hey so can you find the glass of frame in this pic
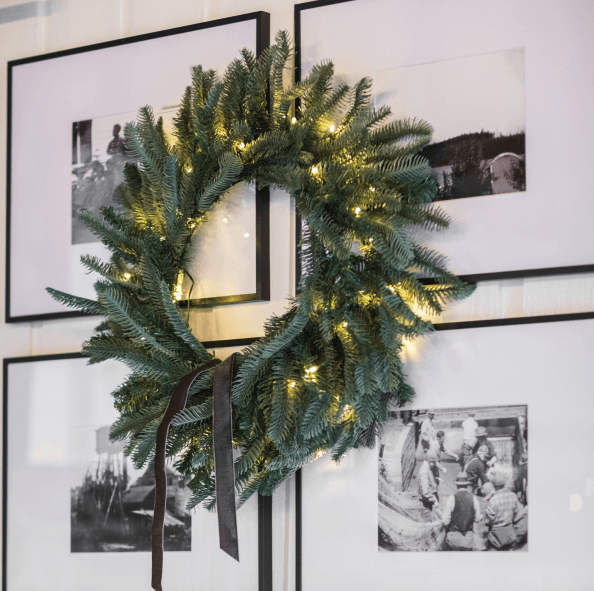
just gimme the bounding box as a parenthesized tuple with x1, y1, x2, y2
(6, 12, 270, 322)
(295, 0, 594, 281)
(2, 346, 270, 590)
(296, 317, 594, 590)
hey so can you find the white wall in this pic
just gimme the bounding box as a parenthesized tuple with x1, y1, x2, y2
(1, 1, 592, 589)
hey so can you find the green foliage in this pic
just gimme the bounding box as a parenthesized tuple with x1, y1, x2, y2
(48, 31, 474, 509)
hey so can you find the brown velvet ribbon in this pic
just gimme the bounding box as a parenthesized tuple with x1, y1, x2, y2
(212, 354, 240, 561)
(151, 354, 239, 591)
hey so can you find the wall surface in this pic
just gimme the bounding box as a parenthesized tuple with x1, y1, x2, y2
(1, 0, 593, 589)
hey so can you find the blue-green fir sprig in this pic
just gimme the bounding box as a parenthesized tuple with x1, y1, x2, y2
(48, 31, 474, 509)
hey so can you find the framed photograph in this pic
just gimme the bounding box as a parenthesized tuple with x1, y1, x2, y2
(6, 12, 271, 323)
(296, 315, 594, 590)
(295, 0, 594, 281)
(2, 344, 271, 591)
(378, 403, 528, 553)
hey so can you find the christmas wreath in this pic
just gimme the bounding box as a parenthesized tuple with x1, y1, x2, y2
(49, 30, 472, 575)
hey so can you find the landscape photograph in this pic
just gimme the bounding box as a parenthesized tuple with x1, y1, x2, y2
(377, 48, 526, 200)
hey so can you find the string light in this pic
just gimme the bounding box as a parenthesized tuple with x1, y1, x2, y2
(223, 218, 228, 224)
(289, 381, 296, 388)
(174, 283, 182, 301)
(123, 273, 131, 280)
(342, 322, 348, 328)
(329, 124, 335, 132)
(291, 117, 297, 124)
(312, 166, 319, 174)
(369, 237, 374, 242)
(355, 207, 361, 215)
(160, 236, 165, 241)
(186, 166, 193, 173)
(370, 187, 376, 192)
(244, 232, 250, 238)
(305, 366, 318, 374)
(239, 142, 245, 149)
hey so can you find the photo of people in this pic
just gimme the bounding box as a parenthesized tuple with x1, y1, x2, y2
(378, 404, 528, 552)
(71, 107, 176, 244)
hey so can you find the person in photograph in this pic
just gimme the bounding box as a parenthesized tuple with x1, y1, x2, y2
(518, 414, 528, 450)
(107, 123, 126, 155)
(472, 426, 498, 467)
(418, 451, 440, 512)
(435, 430, 459, 463)
(461, 412, 479, 468)
(484, 471, 525, 550)
(465, 445, 491, 496)
(420, 411, 437, 454)
(441, 472, 482, 551)
(517, 451, 528, 505)
(427, 430, 459, 482)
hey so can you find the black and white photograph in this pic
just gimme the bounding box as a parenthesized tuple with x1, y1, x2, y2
(7, 13, 266, 321)
(70, 425, 191, 553)
(378, 404, 528, 552)
(378, 48, 526, 201)
(4, 354, 261, 590)
(71, 114, 134, 244)
(71, 109, 175, 244)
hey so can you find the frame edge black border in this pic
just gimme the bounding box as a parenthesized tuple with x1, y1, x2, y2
(2, 338, 271, 591)
(295, 310, 594, 591)
(292, 0, 594, 293)
(5, 11, 271, 324)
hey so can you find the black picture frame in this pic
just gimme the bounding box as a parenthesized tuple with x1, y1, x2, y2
(6, 12, 271, 323)
(2, 339, 273, 591)
(181, 186, 271, 308)
(295, 310, 594, 590)
(293, 0, 594, 287)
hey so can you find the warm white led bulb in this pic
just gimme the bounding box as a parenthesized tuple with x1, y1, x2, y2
(291, 117, 297, 124)
(355, 207, 361, 215)
(244, 233, 250, 238)
(342, 322, 348, 328)
(329, 124, 335, 132)
(239, 142, 245, 149)
(312, 166, 319, 174)
(123, 273, 131, 280)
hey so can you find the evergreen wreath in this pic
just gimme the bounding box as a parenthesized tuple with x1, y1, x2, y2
(49, 32, 474, 509)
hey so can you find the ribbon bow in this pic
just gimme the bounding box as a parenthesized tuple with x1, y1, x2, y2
(151, 354, 239, 591)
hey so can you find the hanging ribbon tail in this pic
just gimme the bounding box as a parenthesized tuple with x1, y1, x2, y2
(213, 353, 240, 561)
(152, 358, 222, 591)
